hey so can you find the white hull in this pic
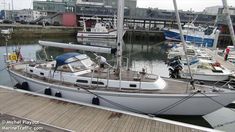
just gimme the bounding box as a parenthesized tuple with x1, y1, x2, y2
(76, 37, 117, 47)
(9, 70, 235, 115)
(181, 73, 230, 82)
(77, 30, 117, 39)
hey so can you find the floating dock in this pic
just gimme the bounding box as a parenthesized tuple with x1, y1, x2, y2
(206, 49, 235, 72)
(0, 85, 218, 132)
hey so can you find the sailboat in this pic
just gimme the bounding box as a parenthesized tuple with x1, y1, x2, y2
(4, 0, 235, 115)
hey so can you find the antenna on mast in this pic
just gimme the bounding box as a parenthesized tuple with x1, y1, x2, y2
(173, 0, 195, 89)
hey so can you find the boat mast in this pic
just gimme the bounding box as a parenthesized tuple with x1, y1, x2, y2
(1, 29, 11, 64)
(117, 0, 124, 88)
(222, 0, 235, 46)
(173, 0, 195, 89)
(113, 14, 117, 29)
(83, 19, 87, 32)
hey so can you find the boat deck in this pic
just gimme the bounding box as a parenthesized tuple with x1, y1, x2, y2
(0, 86, 216, 132)
(11, 66, 214, 94)
(83, 68, 159, 82)
(24, 61, 159, 82)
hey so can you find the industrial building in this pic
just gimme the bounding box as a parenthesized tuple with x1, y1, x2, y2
(204, 6, 235, 15)
(0, 9, 47, 23)
(0, 0, 234, 29)
(30, 0, 210, 27)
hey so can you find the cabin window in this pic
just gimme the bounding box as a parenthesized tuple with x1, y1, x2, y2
(40, 72, 44, 76)
(130, 84, 137, 87)
(92, 81, 104, 85)
(29, 64, 35, 67)
(212, 70, 223, 73)
(76, 79, 88, 83)
(30, 69, 33, 73)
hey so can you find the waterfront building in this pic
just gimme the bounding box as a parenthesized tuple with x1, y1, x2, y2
(32, 10, 48, 21)
(76, 0, 136, 9)
(204, 6, 235, 15)
(32, 0, 234, 29)
(216, 7, 235, 25)
(15, 9, 47, 22)
(33, 0, 80, 13)
(0, 10, 14, 21)
(215, 7, 235, 42)
(0, 9, 47, 22)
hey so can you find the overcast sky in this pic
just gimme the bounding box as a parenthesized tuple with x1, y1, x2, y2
(137, 0, 235, 11)
(0, 0, 234, 12)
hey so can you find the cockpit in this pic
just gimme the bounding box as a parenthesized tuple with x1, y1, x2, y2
(54, 53, 96, 73)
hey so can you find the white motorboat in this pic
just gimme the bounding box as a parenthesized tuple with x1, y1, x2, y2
(77, 22, 118, 39)
(167, 46, 232, 82)
(180, 59, 232, 81)
(77, 16, 126, 39)
(77, 15, 127, 39)
(167, 44, 213, 61)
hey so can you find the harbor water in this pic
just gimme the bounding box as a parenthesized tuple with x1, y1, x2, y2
(0, 36, 234, 131)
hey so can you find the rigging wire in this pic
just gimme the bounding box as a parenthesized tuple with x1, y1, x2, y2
(76, 85, 199, 116)
(0, 67, 7, 72)
(199, 92, 235, 113)
(76, 85, 149, 115)
(155, 92, 198, 115)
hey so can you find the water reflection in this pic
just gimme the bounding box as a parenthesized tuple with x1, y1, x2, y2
(77, 38, 117, 47)
(0, 36, 77, 46)
(35, 38, 169, 77)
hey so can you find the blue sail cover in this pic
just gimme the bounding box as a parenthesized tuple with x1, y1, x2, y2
(54, 52, 80, 71)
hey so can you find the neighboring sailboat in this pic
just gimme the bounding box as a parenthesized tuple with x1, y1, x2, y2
(4, 0, 235, 116)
